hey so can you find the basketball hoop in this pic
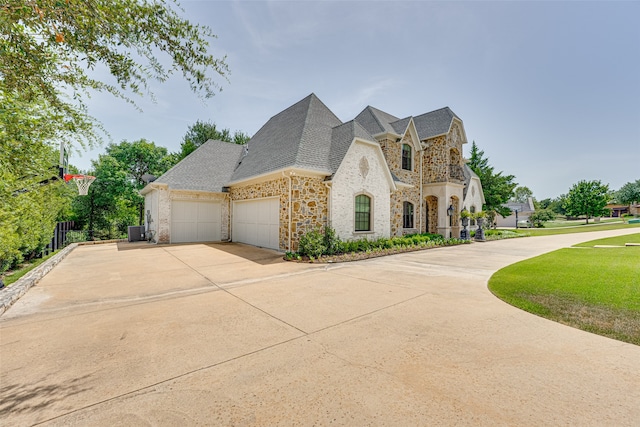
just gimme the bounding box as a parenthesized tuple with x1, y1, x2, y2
(64, 174, 96, 195)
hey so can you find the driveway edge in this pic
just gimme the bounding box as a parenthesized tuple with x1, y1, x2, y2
(0, 244, 79, 316)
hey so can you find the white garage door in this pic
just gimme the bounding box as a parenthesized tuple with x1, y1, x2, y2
(171, 200, 221, 243)
(232, 198, 280, 250)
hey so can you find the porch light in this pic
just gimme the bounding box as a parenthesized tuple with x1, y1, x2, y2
(447, 205, 454, 216)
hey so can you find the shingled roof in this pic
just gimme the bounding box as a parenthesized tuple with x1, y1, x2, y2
(230, 94, 343, 183)
(354, 106, 461, 141)
(152, 139, 244, 192)
(411, 107, 461, 140)
(328, 120, 377, 173)
(353, 106, 400, 136)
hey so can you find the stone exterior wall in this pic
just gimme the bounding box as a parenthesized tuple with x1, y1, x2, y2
(290, 176, 328, 251)
(229, 175, 327, 251)
(380, 133, 422, 236)
(423, 136, 448, 183)
(331, 141, 391, 241)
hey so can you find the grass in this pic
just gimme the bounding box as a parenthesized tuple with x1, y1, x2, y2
(2, 251, 60, 287)
(507, 222, 640, 236)
(540, 218, 621, 228)
(488, 233, 640, 345)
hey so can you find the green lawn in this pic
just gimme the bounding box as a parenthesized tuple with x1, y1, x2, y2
(508, 222, 640, 236)
(488, 233, 640, 345)
(541, 218, 622, 228)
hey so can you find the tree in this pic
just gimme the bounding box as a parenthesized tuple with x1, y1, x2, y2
(528, 209, 556, 228)
(467, 141, 518, 222)
(178, 120, 250, 160)
(1, 1, 228, 150)
(563, 180, 610, 224)
(616, 179, 640, 205)
(72, 140, 175, 234)
(512, 186, 533, 203)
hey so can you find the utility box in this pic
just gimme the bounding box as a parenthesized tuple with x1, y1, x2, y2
(128, 225, 145, 242)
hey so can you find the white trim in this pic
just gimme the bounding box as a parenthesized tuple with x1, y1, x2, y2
(226, 166, 330, 187)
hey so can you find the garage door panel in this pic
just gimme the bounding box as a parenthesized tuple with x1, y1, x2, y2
(171, 200, 221, 243)
(233, 198, 279, 250)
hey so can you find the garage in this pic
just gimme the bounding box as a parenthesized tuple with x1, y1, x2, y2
(171, 200, 221, 243)
(232, 197, 280, 250)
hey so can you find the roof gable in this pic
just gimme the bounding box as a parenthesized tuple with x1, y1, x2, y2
(354, 106, 400, 136)
(152, 139, 244, 192)
(328, 120, 377, 173)
(412, 107, 460, 140)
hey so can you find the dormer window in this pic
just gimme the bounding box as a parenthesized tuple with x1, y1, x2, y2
(402, 144, 412, 171)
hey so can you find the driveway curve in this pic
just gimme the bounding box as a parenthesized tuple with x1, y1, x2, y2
(1, 229, 639, 426)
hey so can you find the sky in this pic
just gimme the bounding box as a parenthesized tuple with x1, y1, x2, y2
(74, 0, 640, 200)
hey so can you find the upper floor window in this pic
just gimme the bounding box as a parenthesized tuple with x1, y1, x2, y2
(403, 201, 414, 228)
(355, 194, 371, 232)
(402, 144, 412, 171)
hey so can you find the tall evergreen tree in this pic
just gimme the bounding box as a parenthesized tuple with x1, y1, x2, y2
(467, 141, 518, 221)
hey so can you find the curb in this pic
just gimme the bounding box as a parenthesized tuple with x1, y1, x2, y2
(0, 239, 125, 316)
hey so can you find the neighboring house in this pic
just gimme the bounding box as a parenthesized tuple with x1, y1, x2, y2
(495, 197, 536, 228)
(605, 203, 629, 218)
(461, 164, 485, 227)
(141, 93, 482, 250)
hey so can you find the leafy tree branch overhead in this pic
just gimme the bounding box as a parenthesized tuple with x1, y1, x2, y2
(0, 0, 229, 150)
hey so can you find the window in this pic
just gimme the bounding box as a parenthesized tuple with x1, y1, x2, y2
(402, 144, 412, 171)
(470, 205, 476, 226)
(403, 202, 414, 228)
(355, 194, 371, 232)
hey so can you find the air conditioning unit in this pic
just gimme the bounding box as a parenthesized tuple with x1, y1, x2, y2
(127, 225, 146, 242)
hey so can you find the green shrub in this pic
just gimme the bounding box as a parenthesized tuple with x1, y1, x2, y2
(323, 225, 343, 255)
(298, 227, 326, 258)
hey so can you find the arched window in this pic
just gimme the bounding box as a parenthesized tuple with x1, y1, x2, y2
(403, 201, 414, 228)
(355, 194, 371, 232)
(402, 144, 412, 171)
(470, 205, 476, 226)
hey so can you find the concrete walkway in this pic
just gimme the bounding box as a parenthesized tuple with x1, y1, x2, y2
(1, 230, 639, 426)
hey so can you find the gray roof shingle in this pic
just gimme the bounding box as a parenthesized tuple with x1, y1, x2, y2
(411, 107, 460, 140)
(354, 106, 461, 142)
(153, 139, 244, 192)
(353, 106, 400, 136)
(230, 94, 342, 183)
(328, 120, 377, 173)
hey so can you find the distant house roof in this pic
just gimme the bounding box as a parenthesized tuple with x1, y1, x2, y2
(151, 139, 244, 192)
(230, 93, 343, 183)
(503, 198, 535, 213)
(354, 106, 461, 141)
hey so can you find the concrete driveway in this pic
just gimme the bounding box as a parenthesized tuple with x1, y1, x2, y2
(1, 230, 639, 426)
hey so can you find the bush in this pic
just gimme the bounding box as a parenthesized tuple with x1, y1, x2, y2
(528, 209, 556, 228)
(297, 227, 326, 258)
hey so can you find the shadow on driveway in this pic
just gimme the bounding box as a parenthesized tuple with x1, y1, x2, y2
(116, 241, 286, 266)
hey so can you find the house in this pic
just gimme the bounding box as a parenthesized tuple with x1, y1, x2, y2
(141, 94, 482, 250)
(461, 164, 485, 227)
(605, 203, 629, 218)
(495, 197, 536, 228)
